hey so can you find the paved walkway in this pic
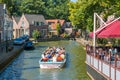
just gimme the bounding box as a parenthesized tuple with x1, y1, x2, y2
(76, 38, 92, 46)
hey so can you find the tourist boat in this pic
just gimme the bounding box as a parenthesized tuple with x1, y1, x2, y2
(39, 47, 66, 69)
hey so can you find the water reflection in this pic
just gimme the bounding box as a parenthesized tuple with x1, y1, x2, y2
(39, 69, 60, 80)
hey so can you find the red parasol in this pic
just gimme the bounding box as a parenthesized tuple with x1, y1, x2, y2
(97, 20, 120, 38)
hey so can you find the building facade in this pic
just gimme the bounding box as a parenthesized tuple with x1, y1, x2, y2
(46, 19, 65, 36)
(13, 14, 48, 38)
(0, 4, 13, 53)
(0, 4, 13, 42)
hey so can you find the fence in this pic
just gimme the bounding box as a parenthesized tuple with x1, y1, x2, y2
(86, 50, 120, 80)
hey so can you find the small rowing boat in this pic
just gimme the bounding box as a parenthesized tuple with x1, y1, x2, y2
(39, 46, 66, 69)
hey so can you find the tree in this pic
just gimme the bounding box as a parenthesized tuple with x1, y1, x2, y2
(68, 0, 120, 32)
(20, 0, 45, 14)
(56, 23, 61, 36)
(1, 0, 22, 16)
(43, 0, 70, 21)
(32, 29, 40, 42)
(1, 0, 70, 21)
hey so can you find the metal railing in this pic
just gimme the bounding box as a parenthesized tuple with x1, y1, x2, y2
(86, 45, 120, 80)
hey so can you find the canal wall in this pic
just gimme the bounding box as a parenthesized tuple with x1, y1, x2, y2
(0, 46, 24, 73)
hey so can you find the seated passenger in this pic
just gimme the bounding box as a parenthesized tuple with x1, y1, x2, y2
(42, 57, 49, 61)
(60, 54, 65, 59)
(56, 47, 60, 52)
(46, 53, 52, 58)
(53, 55, 57, 62)
(57, 56, 63, 61)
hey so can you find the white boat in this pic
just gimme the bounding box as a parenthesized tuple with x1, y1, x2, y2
(39, 59, 66, 69)
(39, 47, 66, 69)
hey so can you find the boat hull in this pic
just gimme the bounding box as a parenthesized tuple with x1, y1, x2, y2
(39, 59, 66, 69)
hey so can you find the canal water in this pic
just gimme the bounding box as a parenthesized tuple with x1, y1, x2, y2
(0, 40, 91, 80)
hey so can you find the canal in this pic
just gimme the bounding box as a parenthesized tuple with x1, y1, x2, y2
(0, 40, 91, 80)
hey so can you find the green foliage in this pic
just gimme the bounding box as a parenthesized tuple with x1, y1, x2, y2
(43, 0, 70, 20)
(68, 0, 120, 32)
(20, 0, 45, 14)
(97, 38, 108, 46)
(64, 33, 69, 38)
(56, 23, 61, 35)
(32, 29, 40, 41)
(1, 0, 70, 21)
(3, 0, 120, 32)
(1, 0, 22, 16)
(117, 39, 120, 45)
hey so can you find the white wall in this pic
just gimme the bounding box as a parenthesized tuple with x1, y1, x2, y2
(86, 54, 120, 80)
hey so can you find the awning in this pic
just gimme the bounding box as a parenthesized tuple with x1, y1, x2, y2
(89, 19, 120, 38)
(98, 20, 120, 38)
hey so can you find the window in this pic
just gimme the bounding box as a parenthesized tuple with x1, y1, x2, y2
(34, 21, 39, 26)
(41, 22, 44, 26)
(21, 21, 24, 27)
(48, 22, 54, 25)
(34, 21, 44, 26)
(36, 22, 39, 26)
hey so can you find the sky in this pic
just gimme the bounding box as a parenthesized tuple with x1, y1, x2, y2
(71, 0, 77, 2)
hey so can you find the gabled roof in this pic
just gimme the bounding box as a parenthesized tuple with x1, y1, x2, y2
(13, 16, 20, 23)
(24, 14, 47, 25)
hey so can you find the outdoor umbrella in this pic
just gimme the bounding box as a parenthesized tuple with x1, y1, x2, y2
(97, 20, 120, 38)
(89, 26, 106, 38)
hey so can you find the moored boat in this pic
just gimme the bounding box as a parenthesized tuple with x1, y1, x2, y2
(39, 47, 66, 69)
(24, 41, 35, 50)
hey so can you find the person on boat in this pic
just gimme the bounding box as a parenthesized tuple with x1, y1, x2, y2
(56, 47, 60, 52)
(60, 53, 65, 59)
(53, 55, 57, 62)
(47, 53, 52, 59)
(60, 47, 65, 54)
(41, 53, 46, 58)
(57, 55, 63, 61)
(41, 53, 49, 62)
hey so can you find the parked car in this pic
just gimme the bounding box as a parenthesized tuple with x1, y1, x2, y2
(13, 38, 25, 45)
(24, 41, 35, 50)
